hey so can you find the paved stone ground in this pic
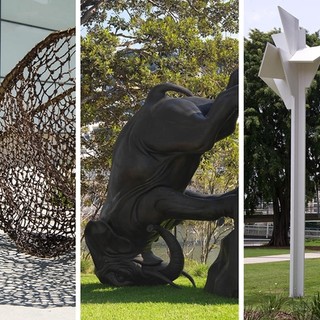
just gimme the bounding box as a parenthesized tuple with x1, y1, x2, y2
(0, 231, 76, 319)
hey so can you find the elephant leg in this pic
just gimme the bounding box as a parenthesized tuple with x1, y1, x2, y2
(184, 187, 238, 199)
(204, 215, 239, 298)
(138, 187, 238, 225)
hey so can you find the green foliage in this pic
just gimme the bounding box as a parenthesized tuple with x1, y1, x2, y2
(244, 244, 320, 258)
(245, 255, 320, 319)
(184, 258, 209, 277)
(244, 29, 290, 212)
(192, 129, 238, 194)
(244, 293, 320, 320)
(244, 247, 290, 258)
(81, 257, 237, 319)
(81, 1, 239, 218)
(81, 273, 238, 320)
(82, 0, 238, 36)
(81, 254, 95, 274)
(306, 239, 320, 247)
(292, 299, 313, 320)
(244, 259, 320, 308)
(306, 33, 320, 205)
(259, 294, 288, 316)
(310, 292, 320, 319)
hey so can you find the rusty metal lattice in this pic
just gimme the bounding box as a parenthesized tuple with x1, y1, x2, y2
(0, 28, 76, 257)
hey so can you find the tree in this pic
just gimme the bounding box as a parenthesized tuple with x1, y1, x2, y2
(81, 0, 104, 25)
(306, 33, 320, 216)
(81, 1, 239, 220)
(188, 131, 238, 263)
(244, 29, 290, 246)
(81, 0, 238, 35)
(244, 29, 320, 246)
(192, 133, 239, 194)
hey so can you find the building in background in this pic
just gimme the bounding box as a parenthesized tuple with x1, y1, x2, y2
(0, 0, 75, 81)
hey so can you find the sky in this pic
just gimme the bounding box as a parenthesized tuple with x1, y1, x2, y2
(244, 0, 320, 37)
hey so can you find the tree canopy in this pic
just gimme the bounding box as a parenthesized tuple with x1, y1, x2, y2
(244, 29, 320, 246)
(81, 0, 239, 218)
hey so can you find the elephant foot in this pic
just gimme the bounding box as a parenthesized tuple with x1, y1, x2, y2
(206, 265, 238, 298)
(204, 228, 238, 298)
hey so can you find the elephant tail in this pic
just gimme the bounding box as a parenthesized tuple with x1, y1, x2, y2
(144, 83, 193, 106)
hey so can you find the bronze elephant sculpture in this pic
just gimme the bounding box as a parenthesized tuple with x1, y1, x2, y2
(85, 70, 238, 291)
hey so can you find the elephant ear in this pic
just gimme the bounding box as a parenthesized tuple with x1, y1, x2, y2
(84, 220, 133, 268)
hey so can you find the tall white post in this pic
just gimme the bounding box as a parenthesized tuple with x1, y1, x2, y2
(259, 7, 320, 298)
(289, 71, 306, 297)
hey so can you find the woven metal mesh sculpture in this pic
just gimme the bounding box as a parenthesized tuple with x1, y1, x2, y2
(0, 28, 76, 258)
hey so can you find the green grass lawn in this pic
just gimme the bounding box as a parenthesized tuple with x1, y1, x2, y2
(244, 247, 290, 258)
(305, 238, 320, 247)
(82, 273, 238, 320)
(245, 258, 320, 309)
(244, 239, 320, 258)
(244, 242, 320, 318)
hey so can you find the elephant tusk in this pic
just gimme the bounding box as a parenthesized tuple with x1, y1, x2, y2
(147, 224, 185, 282)
(181, 270, 196, 287)
(142, 269, 180, 288)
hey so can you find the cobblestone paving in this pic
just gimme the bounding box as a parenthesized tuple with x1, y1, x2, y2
(0, 232, 75, 308)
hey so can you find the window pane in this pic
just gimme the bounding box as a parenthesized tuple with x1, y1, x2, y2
(2, 0, 75, 30)
(1, 21, 50, 77)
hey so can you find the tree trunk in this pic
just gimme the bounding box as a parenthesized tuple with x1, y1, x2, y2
(268, 190, 290, 247)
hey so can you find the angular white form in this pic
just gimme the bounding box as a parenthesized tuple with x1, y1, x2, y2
(258, 7, 320, 298)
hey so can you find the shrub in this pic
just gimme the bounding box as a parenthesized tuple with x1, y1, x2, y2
(310, 292, 320, 320)
(81, 256, 94, 274)
(245, 293, 320, 320)
(259, 295, 288, 316)
(184, 259, 209, 277)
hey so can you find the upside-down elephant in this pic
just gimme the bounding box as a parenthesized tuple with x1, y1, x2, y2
(85, 70, 238, 296)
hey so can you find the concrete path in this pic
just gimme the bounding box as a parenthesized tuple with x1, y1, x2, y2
(244, 252, 320, 264)
(0, 305, 76, 320)
(0, 231, 76, 320)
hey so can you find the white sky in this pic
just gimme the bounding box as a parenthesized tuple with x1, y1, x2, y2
(244, 0, 320, 37)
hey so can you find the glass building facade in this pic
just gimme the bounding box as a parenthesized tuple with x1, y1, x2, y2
(0, 0, 75, 81)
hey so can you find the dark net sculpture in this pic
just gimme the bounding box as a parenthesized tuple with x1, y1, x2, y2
(0, 28, 76, 258)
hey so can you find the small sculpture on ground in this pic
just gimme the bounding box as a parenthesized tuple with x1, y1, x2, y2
(85, 70, 238, 292)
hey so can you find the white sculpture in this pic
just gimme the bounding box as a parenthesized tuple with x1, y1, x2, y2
(259, 6, 320, 297)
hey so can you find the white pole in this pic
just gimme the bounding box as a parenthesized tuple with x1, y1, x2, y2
(259, 6, 320, 298)
(289, 68, 306, 297)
